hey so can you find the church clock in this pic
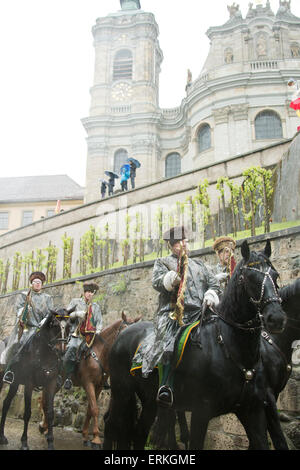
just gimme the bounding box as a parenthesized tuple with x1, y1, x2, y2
(111, 82, 133, 101)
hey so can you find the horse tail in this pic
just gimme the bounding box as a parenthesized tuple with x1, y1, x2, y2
(150, 407, 177, 450)
(103, 386, 138, 450)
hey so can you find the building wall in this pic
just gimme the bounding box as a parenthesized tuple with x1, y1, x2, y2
(0, 199, 83, 235)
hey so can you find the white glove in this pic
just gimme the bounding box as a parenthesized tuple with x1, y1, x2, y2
(70, 310, 86, 319)
(163, 270, 181, 292)
(203, 289, 219, 312)
(215, 272, 229, 283)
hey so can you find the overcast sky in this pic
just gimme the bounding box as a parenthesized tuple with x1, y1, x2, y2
(0, 0, 299, 187)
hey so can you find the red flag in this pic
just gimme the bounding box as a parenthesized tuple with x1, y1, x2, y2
(290, 97, 300, 110)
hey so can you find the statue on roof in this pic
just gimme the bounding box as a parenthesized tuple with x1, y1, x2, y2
(279, 0, 291, 11)
(120, 0, 141, 10)
(227, 3, 242, 18)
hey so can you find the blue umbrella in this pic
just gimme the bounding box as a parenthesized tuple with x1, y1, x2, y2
(120, 164, 130, 173)
(127, 158, 141, 168)
(99, 179, 108, 186)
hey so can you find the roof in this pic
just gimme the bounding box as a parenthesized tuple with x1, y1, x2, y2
(0, 175, 84, 203)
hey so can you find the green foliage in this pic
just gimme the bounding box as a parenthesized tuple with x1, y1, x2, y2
(111, 275, 127, 295)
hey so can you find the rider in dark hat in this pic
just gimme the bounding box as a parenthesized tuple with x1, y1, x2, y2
(2, 271, 54, 384)
(63, 281, 103, 390)
(132, 225, 220, 406)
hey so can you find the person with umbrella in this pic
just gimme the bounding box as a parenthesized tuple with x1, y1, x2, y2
(128, 158, 141, 190)
(105, 171, 119, 196)
(120, 164, 130, 191)
(100, 179, 108, 199)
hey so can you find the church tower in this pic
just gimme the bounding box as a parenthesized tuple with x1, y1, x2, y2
(82, 0, 163, 203)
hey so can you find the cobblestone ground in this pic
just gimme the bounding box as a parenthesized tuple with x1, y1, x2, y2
(0, 417, 90, 451)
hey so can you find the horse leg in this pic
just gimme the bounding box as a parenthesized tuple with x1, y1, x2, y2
(265, 392, 289, 450)
(0, 382, 19, 445)
(82, 382, 101, 449)
(38, 391, 48, 435)
(21, 383, 33, 450)
(177, 411, 190, 449)
(236, 407, 270, 450)
(43, 381, 57, 450)
(133, 399, 157, 450)
(189, 409, 210, 450)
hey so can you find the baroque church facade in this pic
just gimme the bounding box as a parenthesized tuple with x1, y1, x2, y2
(82, 0, 300, 203)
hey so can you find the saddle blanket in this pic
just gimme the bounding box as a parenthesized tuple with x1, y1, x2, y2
(130, 320, 200, 375)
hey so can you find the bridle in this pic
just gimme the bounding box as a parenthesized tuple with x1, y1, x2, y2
(215, 260, 283, 333)
(240, 262, 282, 314)
(47, 315, 69, 354)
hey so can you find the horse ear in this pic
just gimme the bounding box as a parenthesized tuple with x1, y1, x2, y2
(241, 240, 250, 262)
(121, 311, 127, 322)
(264, 239, 271, 258)
(67, 306, 76, 314)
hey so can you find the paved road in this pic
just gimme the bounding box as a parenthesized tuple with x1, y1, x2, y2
(0, 417, 91, 451)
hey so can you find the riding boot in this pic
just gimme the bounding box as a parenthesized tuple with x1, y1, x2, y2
(63, 359, 75, 390)
(156, 363, 174, 407)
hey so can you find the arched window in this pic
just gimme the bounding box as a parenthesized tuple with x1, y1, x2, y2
(113, 49, 133, 81)
(114, 149, 128, 174)
(165, 153, 181, 178)
(198, 124, 211, 153)
(255, 110, 283, 140)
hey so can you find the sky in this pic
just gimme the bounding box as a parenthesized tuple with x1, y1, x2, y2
(0, 0, 300, 187)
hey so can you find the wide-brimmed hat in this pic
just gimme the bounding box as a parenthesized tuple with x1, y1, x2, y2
(29, 271, 46, 284)
(163, 226, 189, 246)
(83, 282, 99, 294)
(212, 236, 236, 253)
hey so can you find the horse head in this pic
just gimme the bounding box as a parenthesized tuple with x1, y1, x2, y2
(121, 310, 142, 325)
(237, 239, 286, 334)
(41, 306, 76, 354)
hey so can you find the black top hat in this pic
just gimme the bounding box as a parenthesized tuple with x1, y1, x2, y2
(163, 226, 188, 246)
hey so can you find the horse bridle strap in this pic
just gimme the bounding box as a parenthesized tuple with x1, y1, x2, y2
(242, 265, 282, 311)
(213, 309, 262, 332)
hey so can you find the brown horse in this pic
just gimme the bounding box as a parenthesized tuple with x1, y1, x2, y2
(40, 311, 141, 449)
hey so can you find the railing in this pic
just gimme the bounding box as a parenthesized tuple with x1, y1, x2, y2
(250, 60, 278, 70)
(110, 105, 131, 114)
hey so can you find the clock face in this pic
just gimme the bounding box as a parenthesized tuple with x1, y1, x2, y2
(111, 82, 133, 101)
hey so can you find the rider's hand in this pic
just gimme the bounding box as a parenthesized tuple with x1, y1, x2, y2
(163, 271, 181, 291)
(70, 310, 86, 319)
(203, 289, 219, 312)
(215, 272, 229, 283)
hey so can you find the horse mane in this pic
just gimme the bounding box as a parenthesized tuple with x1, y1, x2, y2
(279, 278, 300, 303)
(99, 318, 123, 337)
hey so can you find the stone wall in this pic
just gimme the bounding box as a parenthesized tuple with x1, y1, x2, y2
(0, 227, 300, 449)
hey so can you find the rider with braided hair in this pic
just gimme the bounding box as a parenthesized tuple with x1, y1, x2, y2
(132, 226, 220, 406)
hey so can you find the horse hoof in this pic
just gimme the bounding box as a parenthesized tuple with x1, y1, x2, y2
(0, 435, 8, 445)
(91, 442, 102, 450)
(20, 445, 30, 450)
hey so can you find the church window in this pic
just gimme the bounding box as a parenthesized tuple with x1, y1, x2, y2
(0, 212, 9, 230)
(113, 49, 133, 81)
(114, 148, 128, 174)
(165, 153, 181, 178)
(198, 124, 211, 152)
(255, 110, 283, 140)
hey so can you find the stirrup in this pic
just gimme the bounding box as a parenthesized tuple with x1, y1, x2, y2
(3, 371, 14, 385)
(156, 385, 174, 407)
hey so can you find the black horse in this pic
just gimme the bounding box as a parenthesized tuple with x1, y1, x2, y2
(259, 277, 300, 449)
(0, 308, 73, 450)
(103, 240, 287, 450)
